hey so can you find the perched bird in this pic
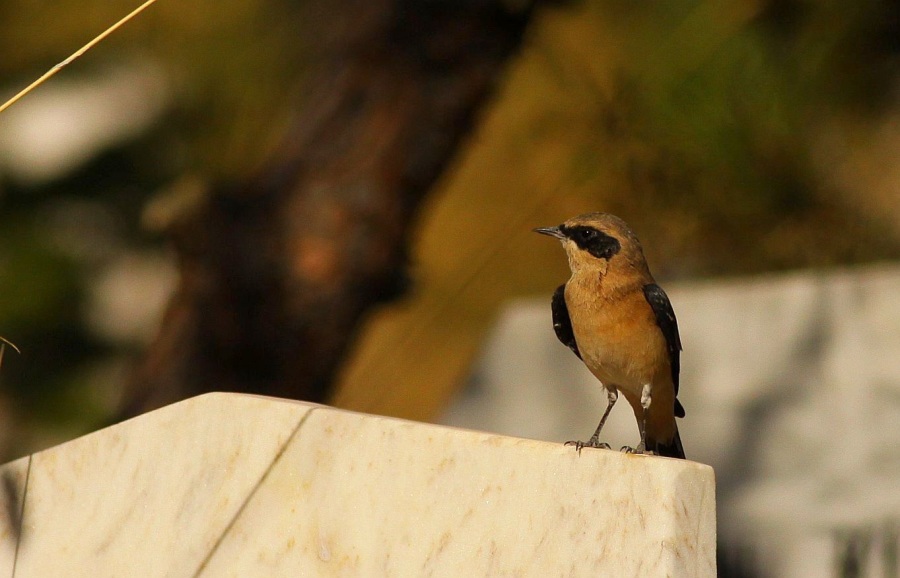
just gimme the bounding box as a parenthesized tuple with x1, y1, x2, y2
(534, 213, 685, 459)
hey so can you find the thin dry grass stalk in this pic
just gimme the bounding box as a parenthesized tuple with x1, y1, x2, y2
(0, 337, 20, 370)
(0, 0, 159, 115)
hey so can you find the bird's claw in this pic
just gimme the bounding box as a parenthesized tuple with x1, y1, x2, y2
(619, 444, 655, 456)
(565, 439, 611, 455)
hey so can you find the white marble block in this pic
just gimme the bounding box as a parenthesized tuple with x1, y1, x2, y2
(0, 393, 715, 577)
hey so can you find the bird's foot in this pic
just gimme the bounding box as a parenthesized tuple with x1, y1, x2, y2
(565, 438, 611, 455)
(619, 443, 655, 456)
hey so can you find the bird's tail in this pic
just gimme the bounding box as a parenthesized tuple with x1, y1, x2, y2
(655, 425, 686, 460)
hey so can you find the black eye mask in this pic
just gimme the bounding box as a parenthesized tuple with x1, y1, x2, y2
(559, 225, 621, 260)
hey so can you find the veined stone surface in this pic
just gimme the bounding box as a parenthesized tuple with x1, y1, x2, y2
(0, 393, 715, 577)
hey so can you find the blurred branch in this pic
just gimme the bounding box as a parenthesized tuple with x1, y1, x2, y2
(119, 0, 546, 417)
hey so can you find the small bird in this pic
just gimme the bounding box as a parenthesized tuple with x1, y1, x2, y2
(534, 213, 685, 459)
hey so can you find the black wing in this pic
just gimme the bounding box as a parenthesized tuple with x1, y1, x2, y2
(551, 284, 581, 360)
(642, 283, 685, 418)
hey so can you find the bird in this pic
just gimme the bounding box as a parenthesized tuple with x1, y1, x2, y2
(534, 213, 685, 459)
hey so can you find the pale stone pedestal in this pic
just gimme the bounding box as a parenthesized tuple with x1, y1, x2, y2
(0, 393, 715, 577)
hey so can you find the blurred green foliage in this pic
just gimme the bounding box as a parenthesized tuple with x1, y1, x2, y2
(529, 0, 900, 275)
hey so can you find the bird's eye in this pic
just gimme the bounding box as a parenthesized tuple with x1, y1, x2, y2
(580, 229, 596, 240)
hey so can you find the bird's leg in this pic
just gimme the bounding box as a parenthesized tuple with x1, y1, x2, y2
(638, 383, 651, 453)
(622, 384, 653, 455)
(566, 388, 617, 454)
(591, 388, 619, 444)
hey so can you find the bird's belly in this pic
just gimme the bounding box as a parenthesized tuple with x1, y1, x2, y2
(570, 311, 666, 395)
(579, 340, 645, 393)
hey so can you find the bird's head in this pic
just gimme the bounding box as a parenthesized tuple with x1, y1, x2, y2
(534, 213, 649, 278)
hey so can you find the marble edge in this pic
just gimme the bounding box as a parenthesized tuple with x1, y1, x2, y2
(0, 454, 31, 576)
(1, 393, 716, 480)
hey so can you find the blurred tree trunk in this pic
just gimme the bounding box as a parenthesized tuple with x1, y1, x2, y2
(120, 0, 544, 418)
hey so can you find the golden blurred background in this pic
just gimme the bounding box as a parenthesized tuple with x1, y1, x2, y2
(0, 0, 898, 454)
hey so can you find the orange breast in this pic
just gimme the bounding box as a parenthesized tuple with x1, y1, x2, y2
(564, 272, 679, 444)
(565, 280, 669, 396)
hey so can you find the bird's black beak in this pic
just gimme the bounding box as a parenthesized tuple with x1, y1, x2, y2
(533, 226, 566, 240)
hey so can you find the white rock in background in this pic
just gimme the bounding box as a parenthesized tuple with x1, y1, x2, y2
(0, 61, 169, 184)
(85, 251, 178, 344)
